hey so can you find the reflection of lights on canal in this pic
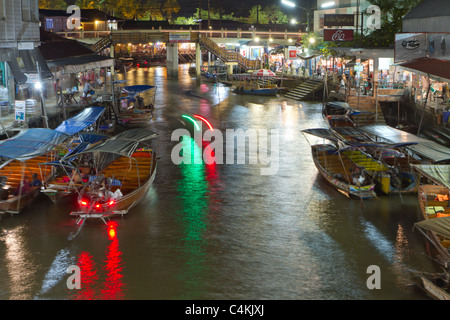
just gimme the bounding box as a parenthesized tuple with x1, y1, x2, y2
(175, 135, 213, 299)
(70, 221, 125, 300)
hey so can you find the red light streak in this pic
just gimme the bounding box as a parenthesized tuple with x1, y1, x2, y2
(193, 114, 214, 131)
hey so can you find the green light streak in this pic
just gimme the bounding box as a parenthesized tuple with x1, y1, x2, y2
(182, 115, 200, 131)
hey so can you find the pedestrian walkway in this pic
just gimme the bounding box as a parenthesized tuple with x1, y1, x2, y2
(0, 85, 115, 135)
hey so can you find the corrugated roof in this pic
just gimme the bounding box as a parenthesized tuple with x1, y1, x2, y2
(397, 57, 450, 82)
(403, 0, 450, 20)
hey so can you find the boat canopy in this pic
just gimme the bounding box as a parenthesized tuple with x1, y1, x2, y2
(415, 216, 450, 239)
(0, 128, 68, 161)
(55, 106, 105, 135)
(361, 124, 450, 162)
(113, 128, 158, 142)
(412, 164, 450, 189)
(301, 128, 339, 143)
(121, 85, 155, 96)
(76, 128, 158, 157)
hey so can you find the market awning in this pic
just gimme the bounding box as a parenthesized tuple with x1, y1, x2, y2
(415, 216, 450, 239)
(75, 128, 158, 157)
(55, 106, 105, 135)
(0, 128, 69, 162)
(411, 164, 450, 189)
(46, 54, 115, 74)
(361, 124, 450, 162)
(396, 57, 450, 82)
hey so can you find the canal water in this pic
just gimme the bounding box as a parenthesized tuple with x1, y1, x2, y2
(0, 65, 440, 300)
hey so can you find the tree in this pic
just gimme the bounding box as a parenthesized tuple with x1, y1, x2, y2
(355, 0, 422, 47)
(162, 0, 180, 22)
(248, 5, 268, 24)
(39, 0, 68, 9)
(263, 4, 288, 24)
(116, 0, 145, 20)
(74, 0, 95, 9)
(143, 0, 163, 20)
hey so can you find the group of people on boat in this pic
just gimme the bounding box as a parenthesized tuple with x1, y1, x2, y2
(0, 173, 42, 200)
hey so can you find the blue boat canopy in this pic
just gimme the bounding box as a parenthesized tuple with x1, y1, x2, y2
(55, 107, 105, 135)
(121, 85, 155, 97)
(0, 128, 69, 161)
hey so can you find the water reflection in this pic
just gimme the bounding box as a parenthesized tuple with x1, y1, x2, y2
(70, 222, 125, 300)
(175, 135, 217, 299)
(2, 226, 35, 299)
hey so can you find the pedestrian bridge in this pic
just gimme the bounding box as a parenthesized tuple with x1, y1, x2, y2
(55, 28, 306, 76)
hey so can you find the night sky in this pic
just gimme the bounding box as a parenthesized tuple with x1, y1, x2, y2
(176, 0, 316, 17)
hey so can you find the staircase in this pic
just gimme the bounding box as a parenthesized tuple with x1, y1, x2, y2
(346, 95, 386, 125)
(283, 78, 324, 101)
(90, 35, 113, 53)
(199, 35, 262, 71)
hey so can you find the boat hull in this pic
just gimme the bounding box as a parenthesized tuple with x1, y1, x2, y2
(311, 144, 376, 200)
(415, 185, 450, 268)
(70, 150, 157, 219)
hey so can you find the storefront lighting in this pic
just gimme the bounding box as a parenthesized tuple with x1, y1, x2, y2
(34, 82, 42, 90)
(309, 37, 316, 44)
(269, 38, 273, 42)
(291, 19, 297, 24)
(288, 38, 293, 43)
(255, 37, 260, 42)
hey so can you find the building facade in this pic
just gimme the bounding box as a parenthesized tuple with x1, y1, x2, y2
(313, 0, 371, 33)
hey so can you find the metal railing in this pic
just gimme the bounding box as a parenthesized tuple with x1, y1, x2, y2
(199, 35, 262, 70)
(54, 27, 304, 42)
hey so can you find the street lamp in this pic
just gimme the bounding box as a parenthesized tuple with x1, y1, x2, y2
(321, 1, 335, 8)
(281, 0, 295, 7)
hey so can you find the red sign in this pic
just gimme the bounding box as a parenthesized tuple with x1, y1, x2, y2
(324, 29, 354, 42)
(289, 50, 297, 58)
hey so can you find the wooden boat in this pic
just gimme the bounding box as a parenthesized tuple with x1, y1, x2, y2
(302, 128, 376, 199)
(0, 128, 69, 214)
(69, 128, 157, 223)
(233, 86, 279, 96)
(331, 126, 418, 194)
(118, 85, 155, 125)
(411, 271, 450, 300)
(230, 73, 279, 96)
(322, 101, 355, 127)
(40, 107, 110, 204)
(341, 146, 417, 195)
(412, 164, 450, 269)
(40, 132, 109, 205)
(309, 144, 376, 199)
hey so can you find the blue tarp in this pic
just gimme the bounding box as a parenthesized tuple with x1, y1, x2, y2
(55, 107, 105, 135)
(0, 128, 69, 161)
(121, 85, 155, 96)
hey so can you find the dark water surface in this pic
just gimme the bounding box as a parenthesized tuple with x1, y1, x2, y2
(0, 65, 439, 300)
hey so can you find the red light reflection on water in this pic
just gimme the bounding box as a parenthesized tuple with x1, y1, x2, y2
(70, 221, 125, 300)
(72, 251, 98, 300)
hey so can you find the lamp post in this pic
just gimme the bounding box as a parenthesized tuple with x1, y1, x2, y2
(281, 1, 313, 32)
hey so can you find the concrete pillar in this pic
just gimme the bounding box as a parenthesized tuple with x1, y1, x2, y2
(166, 43, 179, 78)
(196, 42, 202, 77)
(373, 57, 379, 82)
(110, 44, 115, 79)
(226, 62, 237, 75)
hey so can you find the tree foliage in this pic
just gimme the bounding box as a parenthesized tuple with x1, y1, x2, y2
(39, 0, 68, 10)
(357, 0, 422, 47)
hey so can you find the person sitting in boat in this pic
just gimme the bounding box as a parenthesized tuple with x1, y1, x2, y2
(350, 167, 365, 185)
(14, 179, 30, 196)
(0, 176, 9, 200)
(30, 173, 42, 187)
